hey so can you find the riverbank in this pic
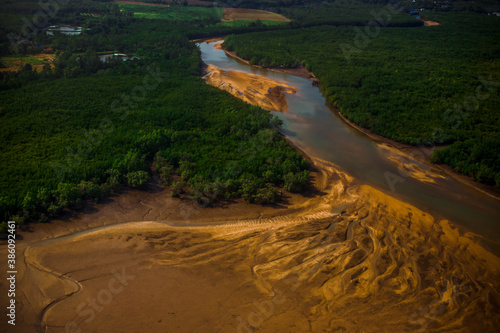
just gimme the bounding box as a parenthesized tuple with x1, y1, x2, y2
(195, 38, 316, 80)
(2, 37, 498, 333)
(0, 157, 346, 331)
(330, 101, 500, 201)
(216, 41, 317, 81)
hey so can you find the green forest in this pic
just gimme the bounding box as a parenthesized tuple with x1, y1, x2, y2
(0, 0, 311, 231)
(224, 11, 500, 186)
(0, 0, 499, 232)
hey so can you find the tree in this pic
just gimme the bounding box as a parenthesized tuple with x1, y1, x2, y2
(171, 181, 185, 198)
(284, 170, 309, 192)
(126, 171, 150, 188)
(106, 169, 122, 191)
(56, 183, 82, 208)
(21, 192, 38, 219)
(78, 181, 103, 202)
(270, 116, 283, 130)
(254, 186, 279, 204)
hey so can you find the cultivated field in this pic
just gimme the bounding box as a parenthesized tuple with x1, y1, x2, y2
(115, 0, 216, 6)
(117, 2, 222, 20)
(223, 8, 290, 22)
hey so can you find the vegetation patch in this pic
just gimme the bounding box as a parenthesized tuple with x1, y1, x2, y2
(117, 3, 223, 21)
(0, 54, 54, 72)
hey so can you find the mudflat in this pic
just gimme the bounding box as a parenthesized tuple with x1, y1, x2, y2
(203, 64, 297, 112)
(3, 157, 499, 332)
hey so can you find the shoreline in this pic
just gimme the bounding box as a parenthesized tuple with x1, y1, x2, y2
(216, 40, 317, 81)
(225, 47, 315, 80)
(195, 37, 315, 80)
(206, 38, 499, 202)
(202, 63, 297, 112)
(329, 101, 500, 201)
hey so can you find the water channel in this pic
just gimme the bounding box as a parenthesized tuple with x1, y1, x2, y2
(198, 40, 500, 252)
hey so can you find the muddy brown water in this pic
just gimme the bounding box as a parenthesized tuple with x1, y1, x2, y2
(198, 40, 500, 253)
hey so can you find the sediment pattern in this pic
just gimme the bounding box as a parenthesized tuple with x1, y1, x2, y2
(203, 64, 297, 112)
(12, 159, 499, 332)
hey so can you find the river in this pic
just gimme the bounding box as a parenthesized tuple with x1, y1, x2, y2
(197, 40, 500, 252)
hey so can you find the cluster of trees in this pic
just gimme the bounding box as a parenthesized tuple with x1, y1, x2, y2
(277, 0, 423, 27)
(431, 135, 500, 186)
(224, 11, 500, 186)
(224, 36, 297, 67)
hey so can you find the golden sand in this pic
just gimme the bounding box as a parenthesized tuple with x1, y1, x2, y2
(377, 142, 446, 184)
(422, 18, 441, 26)
(204, 64, 297, 112)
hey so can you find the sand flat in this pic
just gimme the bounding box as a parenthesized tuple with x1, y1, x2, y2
(204, 64, 297, 112)
(3, 157, 500, 332)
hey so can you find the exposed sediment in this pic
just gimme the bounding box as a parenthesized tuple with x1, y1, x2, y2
(4, 158, 499, 333)
(203, 64, 297, 112)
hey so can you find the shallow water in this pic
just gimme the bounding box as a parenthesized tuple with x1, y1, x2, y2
(198, 41, 500, 251)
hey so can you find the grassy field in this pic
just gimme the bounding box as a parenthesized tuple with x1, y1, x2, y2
(222, 8, 290, 22)
(0, 54, 54, 72)
(117, 3, 223, 21)
(117, 2, 289, 27)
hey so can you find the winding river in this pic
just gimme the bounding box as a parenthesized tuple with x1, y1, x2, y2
(198, 40, 500, 252)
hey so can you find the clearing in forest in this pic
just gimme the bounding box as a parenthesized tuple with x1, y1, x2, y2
(222, 8, 290, 22)
(0, 54, 55, 72)
(114, 0, 171, 7)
